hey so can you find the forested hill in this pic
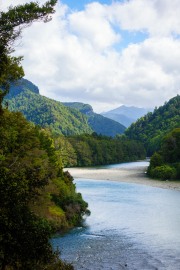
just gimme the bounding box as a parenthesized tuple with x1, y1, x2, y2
(63, 102, 93, 115)
(6, 79, 126, 137)
(7, 78, 39, 97)
(63, 102, 126, 137)
(125, 95, 180, 155)
(5, 79, 93, 136)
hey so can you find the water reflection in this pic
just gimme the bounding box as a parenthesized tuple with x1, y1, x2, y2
(52, 163, 180, 270)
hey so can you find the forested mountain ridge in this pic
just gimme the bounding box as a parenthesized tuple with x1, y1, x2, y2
(125, 95, 180, 155)
(63, 102, 126, 137)
(63, 102, 93, 115)
(5, 79, 92, 136)
(7, 78, 39, 97)
(6, 79, 126, 137)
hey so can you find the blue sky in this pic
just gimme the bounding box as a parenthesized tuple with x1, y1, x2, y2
(61, 0, 149, 51)
(61, 0, 116, 10)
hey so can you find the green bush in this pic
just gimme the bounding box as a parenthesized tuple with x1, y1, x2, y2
(150, 165, 176, 180)
(149, 152, 164, 168)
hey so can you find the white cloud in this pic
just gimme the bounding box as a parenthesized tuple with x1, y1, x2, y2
(68, 2, 120, 50)
(109, 0, 180, 37)
(2, 0, 180, 112)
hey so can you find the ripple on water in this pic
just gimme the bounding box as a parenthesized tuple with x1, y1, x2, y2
(52, 162, 180, 270)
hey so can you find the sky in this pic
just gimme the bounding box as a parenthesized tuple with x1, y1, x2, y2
(1, 0, 180, 113)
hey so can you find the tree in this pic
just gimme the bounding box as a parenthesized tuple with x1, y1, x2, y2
(0, 2, 76, 269)
(0, 110, 51, 268)
(161, 128, 180, 163)
(148, 152, 164, 169)
(147, 128, 180, 180)
(0, 110, 76, 269)
(0, 0, 57, 112)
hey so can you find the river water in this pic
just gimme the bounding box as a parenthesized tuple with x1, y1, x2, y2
(52, 161, 180, 270)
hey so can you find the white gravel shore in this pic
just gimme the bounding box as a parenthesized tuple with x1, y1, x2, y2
(64, 165, 180, 191)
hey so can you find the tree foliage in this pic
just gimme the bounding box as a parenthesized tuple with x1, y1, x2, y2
(55, 133, 146, 167)
(0, 109, 90, 269)
(0, 1, 90, 269)
(147, 128, 180, 180)
(6, 79, 126, 137)
(63, 102, 126, 137)
(125, 95, 180, 155)
(5, 79, 93, 135)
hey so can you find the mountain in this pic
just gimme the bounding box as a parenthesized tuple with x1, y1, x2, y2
(8, 78, 40, 97)
(5, 79, 92, 136)
(101, 105, 153, 127)
(5, 79, 126, 137)
(125, 95, 180, 155)
(63, 102, 126, 137)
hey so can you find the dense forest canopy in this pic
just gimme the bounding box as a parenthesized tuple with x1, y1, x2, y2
(125, 95, 180, 155)
(63, 102, 126, 136)
(6, 79, 126, 137)
(147, 128, 180, 180)
(55, 133, 146, 168)
(6, 85, 92, 135)
(0, 109, 88, 269)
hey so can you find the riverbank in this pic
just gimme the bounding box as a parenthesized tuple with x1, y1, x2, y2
(64, 165, 180, 191)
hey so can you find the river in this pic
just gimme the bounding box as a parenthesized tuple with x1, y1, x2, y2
(52, 161, 180, 270)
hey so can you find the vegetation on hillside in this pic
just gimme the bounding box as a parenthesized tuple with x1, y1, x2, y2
(63, 102, 126, 137)
(88, 113, 126, 137)
(7, 78, 40, 98)
(54, 133, 146, 167)
(6, 84, 92, 136)
(0, 1, 87, 269)
(125, 95, 180, 155)
(147, 128, 180, 180)
(0, 109, 89, 269)
(7, 84, 126, 137)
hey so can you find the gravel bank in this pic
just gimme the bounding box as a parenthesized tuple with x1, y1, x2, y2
(65, 165, 180, 191)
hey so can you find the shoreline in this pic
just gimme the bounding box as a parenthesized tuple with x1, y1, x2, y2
(64, 166, 180, 191)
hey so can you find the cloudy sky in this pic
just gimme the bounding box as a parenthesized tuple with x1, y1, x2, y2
(2, 0, 180, 112)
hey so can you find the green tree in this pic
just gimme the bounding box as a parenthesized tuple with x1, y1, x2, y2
(149, 165, 176, 180)
(161, 128, 180, 163)
(147, 128, 180, 180)
(0, 110, 51, 269)
(125, 95, 180, 155)
(0, 1, 78, 269)
(0, 110, 77, 269)
(149, 152, 164, 168)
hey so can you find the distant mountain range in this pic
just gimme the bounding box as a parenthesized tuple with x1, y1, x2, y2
(101, 105, 153, 127)
(5, 79, 125, 137)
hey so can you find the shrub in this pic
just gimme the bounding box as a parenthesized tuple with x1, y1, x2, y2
(150, 165, 176, 180)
